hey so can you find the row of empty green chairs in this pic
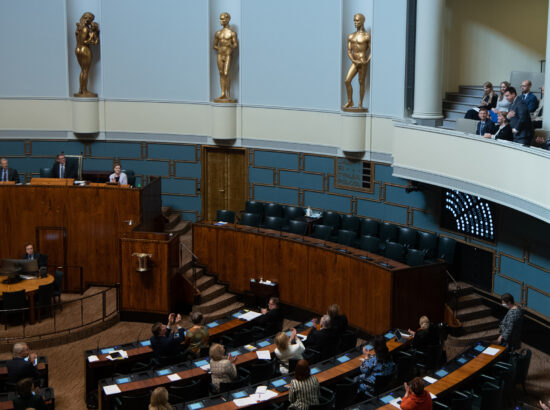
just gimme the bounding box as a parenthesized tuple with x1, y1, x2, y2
(216, 203, 456, 266)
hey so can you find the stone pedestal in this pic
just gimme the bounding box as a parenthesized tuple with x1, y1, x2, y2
(71, 97, 99, 133)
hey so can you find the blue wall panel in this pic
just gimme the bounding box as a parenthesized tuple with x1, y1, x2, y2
(279, 171, 323, 191)
(357, 199, 407, 224)
(527, 289, 550, 318)
(328, 176, 379, 200)
(123, 160, 169, 176)
(254, 151, 299, 170)
(254, 186, 299, 205)
(175, 162, 201, 178)
(31, 141, 86, 157)
(0, 141, 26, 156)
(249, 168, 274, 185)
(304, 155, 334, 174)
(148, 144, 196, 161)
(162, 178, 196, 195)
(83, 158, 115, 171)
(375, 164, 407, 185)
(411, 209, 438, 231)
(90, 142, 141, 159)
(162, 194, 201, 211)
(386, 185, 428, 208)
(493, 275, 522, 301)
(305, 192, 351, 213)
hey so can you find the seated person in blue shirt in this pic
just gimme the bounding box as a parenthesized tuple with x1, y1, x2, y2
(356, 335, 395, 395)
(150, 313, 186, 360)
(475, 107, 497, 136)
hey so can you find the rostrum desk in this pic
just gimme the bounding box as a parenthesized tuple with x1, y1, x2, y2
(193, 222, 447, 335)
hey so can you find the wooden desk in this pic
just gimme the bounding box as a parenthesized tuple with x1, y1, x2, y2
(0, 180, 161, 291)
(193, 223, 447, 335)
(0, 275, 54, 324)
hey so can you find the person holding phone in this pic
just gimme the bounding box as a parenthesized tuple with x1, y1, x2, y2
(7, 343, 40, 383)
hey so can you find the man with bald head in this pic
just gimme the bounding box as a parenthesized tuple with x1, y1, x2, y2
(519, 80, 539, 113)
(7, 343, 40, 383)
(0, 158, 18, 182)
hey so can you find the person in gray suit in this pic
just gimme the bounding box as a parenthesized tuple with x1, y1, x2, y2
(505, 86, 534, 146)
(0, 158, 18, 182)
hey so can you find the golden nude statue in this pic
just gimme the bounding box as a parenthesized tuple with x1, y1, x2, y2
(213, 12, 238, 103)
(74, 12, 100, 98)
(343, 13, 371, 112)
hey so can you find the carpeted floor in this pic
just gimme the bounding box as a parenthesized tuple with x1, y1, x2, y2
(0, 318, 548, 409)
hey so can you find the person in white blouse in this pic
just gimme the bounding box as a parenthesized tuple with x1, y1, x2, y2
(274, 328, 305, 374)
(489, 81, 512, 122)
(108, 163, 128, 185)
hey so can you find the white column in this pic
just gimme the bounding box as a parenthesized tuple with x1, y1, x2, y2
(412, 0, 444, 125)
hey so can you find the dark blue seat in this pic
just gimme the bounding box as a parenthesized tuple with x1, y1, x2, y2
(359, 235, 380, 254)
(240, 212, 260, 227)
(322, 211, 341, 234)
(336, 229, 356, 246)
(405, 248, 425, 266)
(417, 231, 438, 259)
(384, 241, 406, 262)
(311, 224, 332, 240)
(360, 218, 379, 236)
(288, 220, 307, 235)
(341, 215, 360, 233)
(216, 209, 235, 223)
(437, 237, 456, 264)
(264, 202, 283, 218)
(40, 168, 53, 178)
(244, 201, 264, 217)
(398, 226, 417, 248)
(264, 216, 284, 230)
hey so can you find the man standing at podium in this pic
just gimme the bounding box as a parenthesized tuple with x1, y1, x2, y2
(22, 244, 46, 268)
(52, 153, 77, 179)
(0, 158, 18, 182)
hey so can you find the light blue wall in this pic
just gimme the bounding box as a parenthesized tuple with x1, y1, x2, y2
(100, 0, 210, 101)
(240, 0, 342, 111)
(0, 0, 69, 98)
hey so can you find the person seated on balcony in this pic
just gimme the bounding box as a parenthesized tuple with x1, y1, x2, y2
(288, 359, 320, 410)
(150, 313, 186, 360)
(275, 328, 305, 374)
(356, 335, 395, 395)
(475, 107, 497, 136)
(505, 86, 535, 146)
(519, 80, 539, 113)
(532, 86, 544, 129)
(305, 315, 336, 359)
(209, 343, 237, 393)
(13, 378, 46, 410)
(489, 81, 511, 122)
(256, 296, 284, 336)
(7, 343, 40, 383)
(108, 163, 128, 185)
(408, 316, 439, 350)
(464, 81, 498, 120)
(498, 293, 523, 351)
(183, 311, 209, 359)
(483, 112, 513, 141)
(149, 386, 172, 410)
(401, 377, 433, 410)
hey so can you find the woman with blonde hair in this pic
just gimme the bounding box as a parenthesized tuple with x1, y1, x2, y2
(149, 386, 171, 410)
(274, 328, 305, 374)
(209, 343, 237, 392)
(464, 81, 498, 119)
(409, 315, 439, 349)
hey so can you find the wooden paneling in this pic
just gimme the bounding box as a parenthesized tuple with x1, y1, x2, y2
(0, 185, 142, 288)
(193, 223, 446, 335)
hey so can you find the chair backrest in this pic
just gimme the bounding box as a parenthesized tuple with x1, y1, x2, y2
(264, 216, 284, 230)
(360, 218, 379, 236)
(514, 348, 532, 386)
(264, 202, 283, 218)
(340, 329, 358, 352)
(322, 211, 341, 231)
(65, 154, 83, 180)
(216, 209, 235, 223)
(417, 231, 438, 259)
(37, 283, 54, 307)
(395, 351, 414, 383)
(2, 290, 27, 310)
(122, 169, 136, 186)
(311, 224, 332, 240)
(288, 358, 300, 373)
(249, 360, 275, 384)
(334, 378, 358, 409)
(379, 222, 398, 242)
(283, 206, 305, 221)
(341, 215, 360, 232)
(120, 391, 151, 410)
(406, 248, 425, 266)
(450, 391, 474, 410)
(384, 241, 406, 262)
(373, 371, 395, 395)
(480, 382, 503, 410)
(245, 200, 264, 216)
(53, 270, 64, 294)
(240, 212, 260, 227)
(398, 227, 417, 248)
(359, 235, 380, 254)
(288, 220, 307, 235)
(309, 386, 335, 410)
(337, 229, 356, 246)
(167, 378, 207, 402)
(437, 237, 456, 264)
(40, 167, 53, 178)
(219, 368, 251, 393)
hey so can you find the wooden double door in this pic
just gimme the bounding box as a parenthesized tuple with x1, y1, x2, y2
(202, 147, 248, 221)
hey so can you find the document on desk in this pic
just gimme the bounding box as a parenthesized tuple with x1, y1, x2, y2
(256, 350, 271, 360)
(87, 355, 99, 363)
(423, 376, 438, 384)
(103, 384, 121, 395)
(297, 334, 307, 341)
(239, 311, 262, 321)
(250, 389, 278, 401)
(168, 373, 181, 381)
(234, 397, 258, 406)
(482, 347, 500, 356)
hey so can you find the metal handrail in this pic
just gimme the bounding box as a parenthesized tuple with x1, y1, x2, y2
(0, 285, 119, 342)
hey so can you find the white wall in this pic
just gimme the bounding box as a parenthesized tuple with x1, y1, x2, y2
(443, 0, 548, 92)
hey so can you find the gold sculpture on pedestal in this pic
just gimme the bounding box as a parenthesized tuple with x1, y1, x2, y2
(213, 12, 238, 103)
(74, 12, 100, 97)
(343, 13, 371, 112)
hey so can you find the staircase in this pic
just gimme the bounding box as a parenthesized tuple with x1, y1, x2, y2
(441, 85, 485, 130)
(161, 207, 244, 322)
(446, 281, 500, 348)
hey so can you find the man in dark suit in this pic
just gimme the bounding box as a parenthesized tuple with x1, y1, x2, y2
(7, 343, 40, 383)
(475, 107, 497, 136)
(505, 86, 534, 146)
(305, 315, 337, 360)
(0, 158, 18, 182)
(256, 296, 284, 336)
(51, 153, 78, 179)
(22, 243, 47, 268)
(519, 80, 539, 113)
(150, 313, 186, 360)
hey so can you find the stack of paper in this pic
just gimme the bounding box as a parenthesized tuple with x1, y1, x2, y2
(239, 311, 263, 321)
(87, 355, 99, 363)
(103, 385, 121, 395)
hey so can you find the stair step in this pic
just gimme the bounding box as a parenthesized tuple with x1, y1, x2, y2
(440, 119, 456, 130)
(161, 206, 172, 216)
(183, 267, 204, 282)
(443, 101, 473, 112)
(198, 284, 227, 304)
(456, 305, 493, 322)
(194, 275, 216, 292)
(455, 293, 484, 309)
(445, 93, 482, 105)
(458, 85, 485, 97)
(446, 328, 500, 347)
(165, 220, 191, 233)
(443, 109, 466, 120)
(193, 293, 238, 314)
(164, 213, 181, 230)
(461, 316, 500, 334)
(203, 301, 245, 322)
